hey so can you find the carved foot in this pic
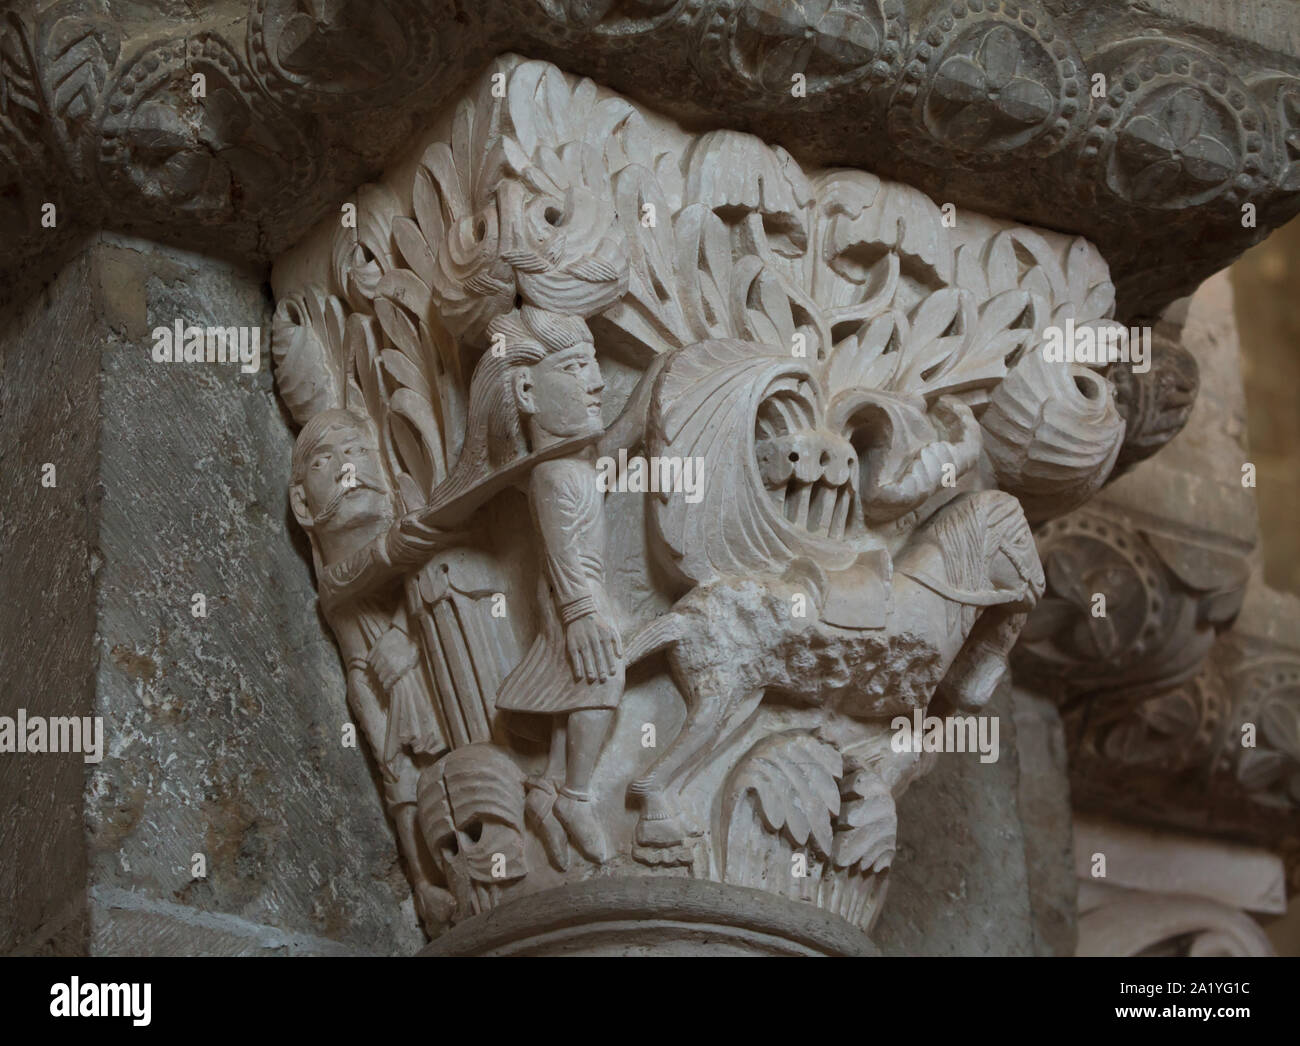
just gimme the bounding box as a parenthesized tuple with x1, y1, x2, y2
(635, 812, 691, 847)
(525, 779, 571, 872)
(554, 788, 611, 865)
(414, 881, 456, 933)
(630, 785, 698, 847)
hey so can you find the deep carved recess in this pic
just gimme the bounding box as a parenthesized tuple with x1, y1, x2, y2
(4, 1, 1300, 317)
(269, 54, 1142, 941)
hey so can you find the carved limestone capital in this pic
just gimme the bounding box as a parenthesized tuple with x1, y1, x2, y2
(267, 52, 1208, 948)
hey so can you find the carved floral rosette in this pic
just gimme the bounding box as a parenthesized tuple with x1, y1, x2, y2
(269, 53, 1133, 944)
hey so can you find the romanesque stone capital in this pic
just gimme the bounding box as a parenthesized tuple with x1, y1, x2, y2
(1007, 272, 1300, 887)
(1060, 581, 1300, 893)
(267, 52, 1161, 950)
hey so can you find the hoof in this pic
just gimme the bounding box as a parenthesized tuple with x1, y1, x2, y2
(634, 812, 689, 848)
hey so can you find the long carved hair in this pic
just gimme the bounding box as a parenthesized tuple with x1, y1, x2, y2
(436, 306, 593, 504)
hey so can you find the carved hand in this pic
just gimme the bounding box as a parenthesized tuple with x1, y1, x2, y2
(387, 511, 466, 567)
(368, 627, 420, 692)
(565, 612, 623, 684)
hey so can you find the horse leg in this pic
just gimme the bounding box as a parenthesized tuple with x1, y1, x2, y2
(939, 608, 1027, 710)
(629, 655, 744, 847)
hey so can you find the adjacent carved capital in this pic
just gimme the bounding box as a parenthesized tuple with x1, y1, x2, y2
(1051, 581, 1300, 892)
(1016, 508, 1249, 701)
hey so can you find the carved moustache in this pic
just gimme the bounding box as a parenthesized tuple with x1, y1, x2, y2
(312, 473, 388, 526)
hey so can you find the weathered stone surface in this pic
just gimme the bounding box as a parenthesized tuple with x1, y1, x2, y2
(863, 685, 1076, 958)
(872, 682, 1038, 956)
(1232, 216, 1300, 596)
(1075, 815, 1283, 956)
(1075, 815, 1286, 914)
(2, 234, 426, 956)
(421, 878, 880, 957)
(1012, 685, 1077, 957)
(0, 239, 99, 956)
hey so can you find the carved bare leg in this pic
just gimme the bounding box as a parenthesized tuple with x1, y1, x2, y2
(550, 708, 616, 864)
(630, 664, 753, 847)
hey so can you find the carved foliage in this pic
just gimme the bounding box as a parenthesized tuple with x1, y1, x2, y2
(721, 732, 895, 931)
(1223, 646, 1300, 807)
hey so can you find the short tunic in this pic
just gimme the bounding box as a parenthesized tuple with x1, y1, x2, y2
(496, 455, 624, 714)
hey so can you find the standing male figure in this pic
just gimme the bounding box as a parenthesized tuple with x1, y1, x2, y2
(452, 307, 627, 863)
(289, 407, 461, 928)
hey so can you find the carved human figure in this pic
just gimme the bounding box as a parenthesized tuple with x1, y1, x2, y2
(476, 309, 626, 863)
(289, 408, 462, 928)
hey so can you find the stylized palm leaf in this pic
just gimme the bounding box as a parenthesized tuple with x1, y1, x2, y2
(724, 732, 843, 861)
(832, 768, 896, 874)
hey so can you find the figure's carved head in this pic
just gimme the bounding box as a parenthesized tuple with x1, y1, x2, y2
(450, 308, 600, 488)
(499, 308, 603, 449)
(290, 408, 393, 547)
(516, 339, 605, 443)
(980, 493, 1046, 603)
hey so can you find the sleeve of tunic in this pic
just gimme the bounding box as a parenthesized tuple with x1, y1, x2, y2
(532, 461, 595, 612)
